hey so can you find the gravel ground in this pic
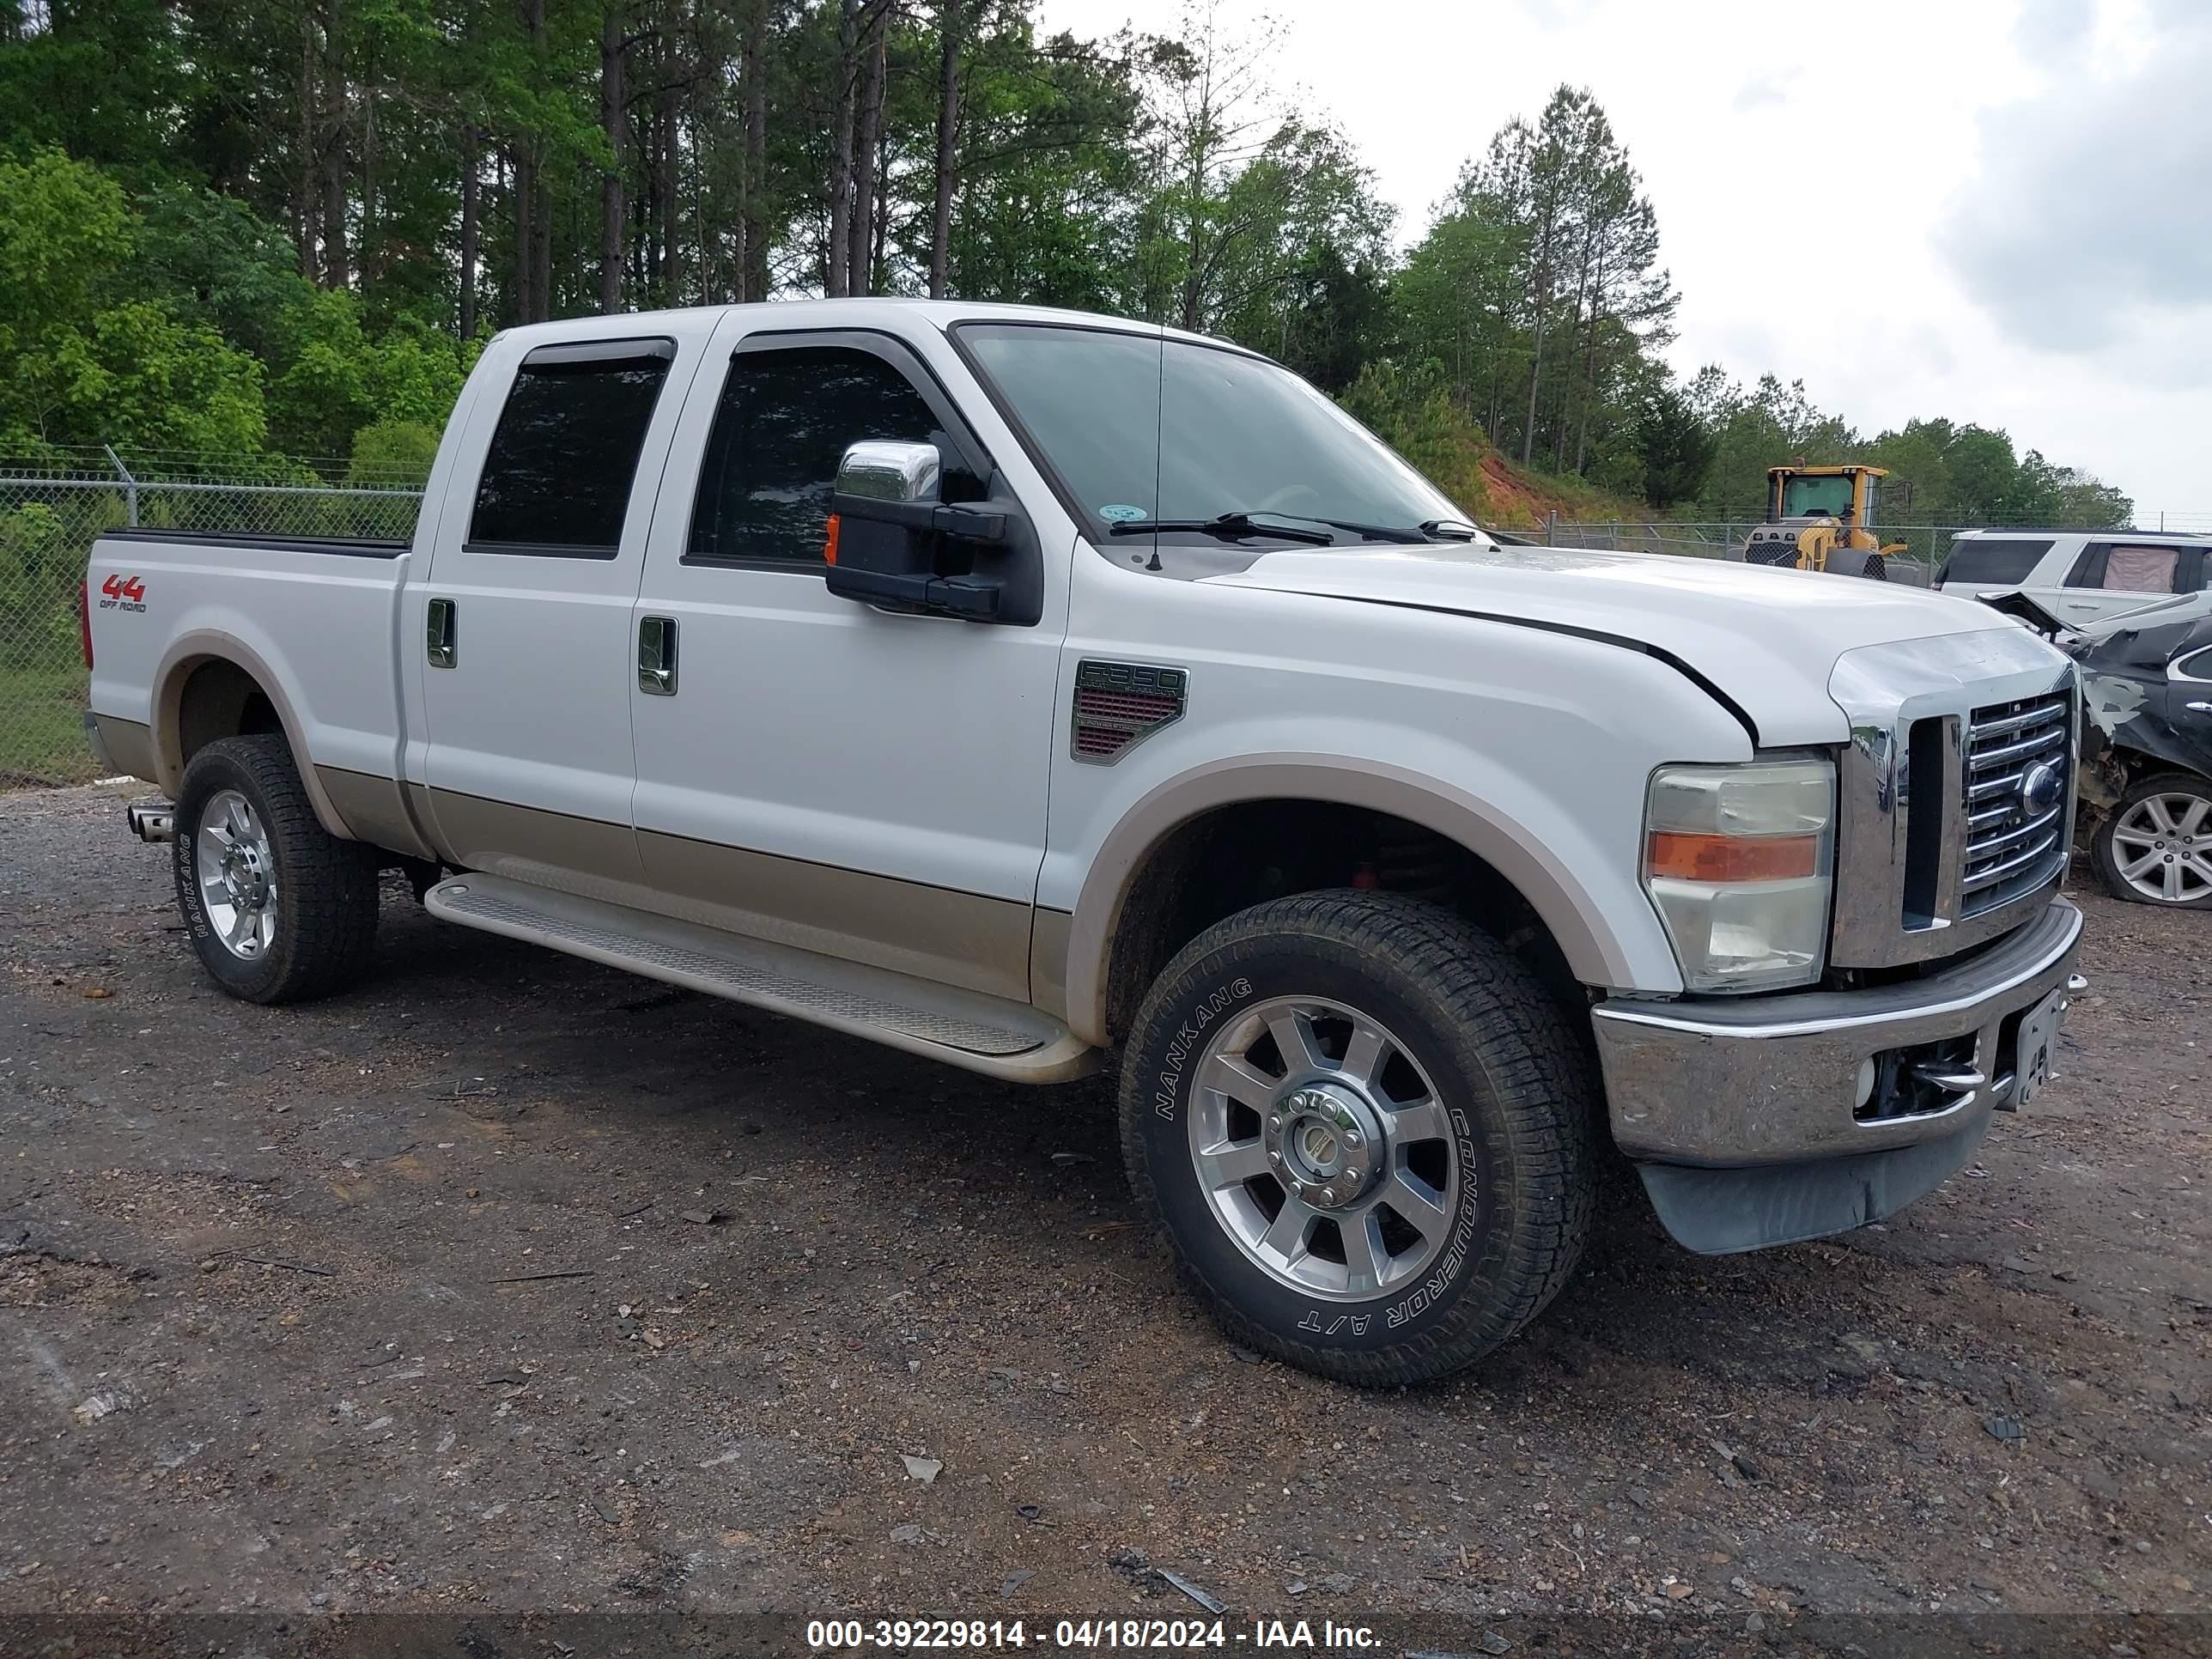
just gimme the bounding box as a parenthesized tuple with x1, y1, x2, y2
(1, 781, 2207, 1651)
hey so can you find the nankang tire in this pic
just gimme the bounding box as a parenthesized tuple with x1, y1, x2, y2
(1119, 889, 1596, 1387)
(2093, 772, 2212, 908)
(173, 734, 381, 1003)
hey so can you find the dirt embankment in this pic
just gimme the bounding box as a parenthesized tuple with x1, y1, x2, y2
(1477, 450, 1641, 531)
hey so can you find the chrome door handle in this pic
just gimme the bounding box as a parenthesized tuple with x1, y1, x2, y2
(427, 598, 457, 668)
(638, 615, 678, 696)
(2187, 702, 2211, 714)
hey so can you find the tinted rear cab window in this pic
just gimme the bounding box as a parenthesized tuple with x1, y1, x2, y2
(469, 340, 674, 555)
(1942, 538, 2051, 586)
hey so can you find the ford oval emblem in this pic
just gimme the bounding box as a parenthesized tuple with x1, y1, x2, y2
(2021, 758, 2067, 817)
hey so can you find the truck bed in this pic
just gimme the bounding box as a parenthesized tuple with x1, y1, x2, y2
(96, 528, 409, 558)
(86, 527, 416, 793)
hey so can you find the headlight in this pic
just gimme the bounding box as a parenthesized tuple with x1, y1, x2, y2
(1642, 758, 1834, 993)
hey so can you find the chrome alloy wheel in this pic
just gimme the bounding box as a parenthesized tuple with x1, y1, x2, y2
(1186, 996, 1462, 1300)
(194, 788, 279, 958)
(2110, 790, 2212, 904)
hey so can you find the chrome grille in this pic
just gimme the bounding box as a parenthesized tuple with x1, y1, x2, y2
(1960, 691, 2071, 916)
(1829, 632, 2077, 970)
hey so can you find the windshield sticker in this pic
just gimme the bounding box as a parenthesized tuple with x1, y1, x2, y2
(1097, 504, 1149, 524)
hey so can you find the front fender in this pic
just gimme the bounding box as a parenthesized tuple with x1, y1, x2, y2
(1058, 750, 1685, 1048)
(1038, 572, 1767, 1046)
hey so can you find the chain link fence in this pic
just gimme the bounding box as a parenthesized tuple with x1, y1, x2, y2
(1, 451, 422, 789)
(1545, 519, 1948, 586)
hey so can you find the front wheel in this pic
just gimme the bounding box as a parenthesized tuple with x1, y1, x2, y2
(1119, 890, 1596, 1387)
(173, 734, 381, 1002)
(2093, 772, 2212, 908)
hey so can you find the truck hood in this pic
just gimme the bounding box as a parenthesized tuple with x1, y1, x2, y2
(1204, 543, 2028, 745)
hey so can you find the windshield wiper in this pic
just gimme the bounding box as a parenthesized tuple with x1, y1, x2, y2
(1106, 511, 1334, 546)
(1105, 509, 1485, 546)
(1289, 514, 1482, 544)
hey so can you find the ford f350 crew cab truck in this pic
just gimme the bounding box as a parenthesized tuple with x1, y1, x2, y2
(85, 300, 2087, 1385)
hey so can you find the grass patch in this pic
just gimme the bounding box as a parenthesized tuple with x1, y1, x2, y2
(1504, 461, 1649, 523)
(0, 658, 99, 788)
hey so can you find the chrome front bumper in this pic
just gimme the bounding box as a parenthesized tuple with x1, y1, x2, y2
(1591, 896, 2084, 1168)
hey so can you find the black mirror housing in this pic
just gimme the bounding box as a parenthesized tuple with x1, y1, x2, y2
(824, 440, 1040, 625)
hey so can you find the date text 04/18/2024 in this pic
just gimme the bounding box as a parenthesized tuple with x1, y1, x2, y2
(805, 1618, 1383, 1650)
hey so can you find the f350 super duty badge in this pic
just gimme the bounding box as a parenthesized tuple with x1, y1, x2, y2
(1071, 659, 1186, 764)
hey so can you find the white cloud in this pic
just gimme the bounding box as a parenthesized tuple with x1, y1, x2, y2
(1036, 0, 2211, 516)
(1941, 3, 2212, 355)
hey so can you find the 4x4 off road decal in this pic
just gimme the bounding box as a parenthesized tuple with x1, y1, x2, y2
(98, 574, 148, 612)
(1072, 659, 1186, 763)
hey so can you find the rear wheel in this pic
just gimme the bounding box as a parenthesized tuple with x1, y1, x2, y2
(1119, 890, 1595, 1387)
(173, 734, 380, 1001)
(2094, 772, 2212, 908)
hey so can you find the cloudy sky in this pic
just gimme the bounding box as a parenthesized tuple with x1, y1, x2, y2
(1036, 0, 2211, 522)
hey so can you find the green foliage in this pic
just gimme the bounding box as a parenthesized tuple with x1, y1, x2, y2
(932, 14, 1151, 310)
(1398, 85, 1676, 484)
(348, 419, 443, 485)
(0, 0, 180, 171)
(0, 3, 2135, 529)
(1681, 383, 2134, 529)
(0, 150, 267, 453)
(131, 179, 306, 360)
(1, 489, 132, 780)
(32, 301, 269, 453)
(1855, 418, 2130, 527)
(1340, 362, 1492, 523)
(0, 147, 134, 335)
(1, 499, 100, 659)
(1205, 123, 1396, 392)
(1684, 368, 1855, 517)
(1626, 383, 1716, 508)
(266, 288, 476, 457)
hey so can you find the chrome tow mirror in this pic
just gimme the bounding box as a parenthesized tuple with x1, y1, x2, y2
(824, 437, 1021, 623)
(836, 441, 943, 505)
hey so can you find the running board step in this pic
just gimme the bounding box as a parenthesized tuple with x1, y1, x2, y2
(424, 872, 1097, 1084)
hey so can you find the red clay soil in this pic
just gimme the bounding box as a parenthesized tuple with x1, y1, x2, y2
(1480, 452, 1553, 526)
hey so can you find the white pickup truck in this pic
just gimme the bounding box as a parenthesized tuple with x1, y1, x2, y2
(85, 300, 2087, 1385)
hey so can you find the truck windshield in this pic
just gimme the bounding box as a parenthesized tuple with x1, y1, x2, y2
(1781, 474, 1856, 519)
(955, 322, 1478, 549)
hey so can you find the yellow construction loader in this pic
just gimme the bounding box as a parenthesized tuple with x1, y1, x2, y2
(1741, 464, 1909, 580)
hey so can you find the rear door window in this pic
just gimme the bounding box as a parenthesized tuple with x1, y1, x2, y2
(1942, 538, 2052, 586)
(467, 339, 675, 556)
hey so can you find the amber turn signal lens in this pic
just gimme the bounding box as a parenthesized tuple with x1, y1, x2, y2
(823, 513, 841, 565)
(1646, 830, 1820, 884)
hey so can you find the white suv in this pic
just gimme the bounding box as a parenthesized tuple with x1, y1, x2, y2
(1936, 528, 2209, 627)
